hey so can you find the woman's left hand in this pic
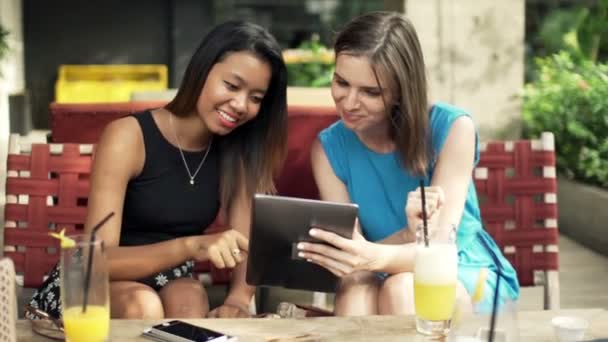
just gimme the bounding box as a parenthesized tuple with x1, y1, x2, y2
(297, 228, 385, 277)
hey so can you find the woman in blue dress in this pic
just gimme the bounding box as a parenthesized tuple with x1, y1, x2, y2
(297, 11, 519, 315)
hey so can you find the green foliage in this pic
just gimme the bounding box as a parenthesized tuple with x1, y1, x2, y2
(286, 62, 334, 87)
(535, 0, 608, 62)
(286, 38, 335, 88)
(523, 52, 608, 187)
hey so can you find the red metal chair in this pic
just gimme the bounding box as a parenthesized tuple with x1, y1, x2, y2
(3, 136, 92, 287)
(474, 132, 559, 309)
(2, 134, 229, 289)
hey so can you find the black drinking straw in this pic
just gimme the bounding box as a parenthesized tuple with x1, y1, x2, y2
(419, 180, 429, 247)
(82, 211, 115, 313)
(488, 271, 502, 342)
(477, 231, 504, 342)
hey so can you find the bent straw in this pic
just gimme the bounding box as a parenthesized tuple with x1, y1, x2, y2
(419, 180, 429, 247)
(83, 211, 115, 313)
(477, 230, 504, 342)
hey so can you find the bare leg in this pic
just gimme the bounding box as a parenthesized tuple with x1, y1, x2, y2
(110, 281, 164, 319)
(378, 272, 415, 315)
(159, 278, 209, 318)
(334, 271, 381, 316)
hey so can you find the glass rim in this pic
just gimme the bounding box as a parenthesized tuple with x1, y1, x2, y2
(62, 233, 104, 247)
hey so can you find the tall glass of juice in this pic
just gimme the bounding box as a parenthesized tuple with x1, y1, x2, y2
(60, 235, 110, 342)
(414, 226, 458, 336)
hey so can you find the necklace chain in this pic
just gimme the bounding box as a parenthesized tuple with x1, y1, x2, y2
(169, 112, 213, 185)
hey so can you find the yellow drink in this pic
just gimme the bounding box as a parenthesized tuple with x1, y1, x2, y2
(63, 305, 110, 342)
(413, 241, 458, 335)
(414, 281, 456, 320)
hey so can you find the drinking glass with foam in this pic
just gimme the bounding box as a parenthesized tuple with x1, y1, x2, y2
(413, 225, 458, 336)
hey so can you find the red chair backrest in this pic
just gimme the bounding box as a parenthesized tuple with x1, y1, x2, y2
(474, 132, 559, 286)
(4, 143, 92, 287)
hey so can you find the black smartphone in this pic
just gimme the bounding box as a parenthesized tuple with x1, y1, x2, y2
(142, 320, 237, 342)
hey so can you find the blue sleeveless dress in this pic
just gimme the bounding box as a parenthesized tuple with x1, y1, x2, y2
(318, 102, 519, 312)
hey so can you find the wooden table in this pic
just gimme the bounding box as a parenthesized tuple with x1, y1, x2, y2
(17, 309, 608, 341)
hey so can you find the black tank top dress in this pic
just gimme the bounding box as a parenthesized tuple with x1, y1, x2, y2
(122, 111, 221, 290)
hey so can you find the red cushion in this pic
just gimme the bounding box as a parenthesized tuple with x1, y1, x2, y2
(276, 108, 338, 199)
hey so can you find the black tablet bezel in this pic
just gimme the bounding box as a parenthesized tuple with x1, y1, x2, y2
(246, 194, 358, 293)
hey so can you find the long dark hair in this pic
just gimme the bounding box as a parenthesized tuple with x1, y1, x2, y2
(334, 12, 430, 176)
(166, 21, 288, 209)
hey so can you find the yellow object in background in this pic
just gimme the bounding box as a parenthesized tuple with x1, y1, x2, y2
(55, 64, 168, 103)
(282, 49, 334, 64)
(63, 305, 110, 342)
(472, 267, 489, 304)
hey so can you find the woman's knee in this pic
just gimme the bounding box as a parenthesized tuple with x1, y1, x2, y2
(378, 272, 415, 315)
(110, 282, 164, 319)
(159, 278, 209, 318)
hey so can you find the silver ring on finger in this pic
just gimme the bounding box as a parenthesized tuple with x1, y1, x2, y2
(231, 248, 241, 257)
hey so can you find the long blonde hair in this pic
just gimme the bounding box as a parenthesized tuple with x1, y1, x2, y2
(334, 11, 430, 176)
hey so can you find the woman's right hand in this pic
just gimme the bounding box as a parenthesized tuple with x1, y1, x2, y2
(185, 230, 249, 269)
(405, 186, 445, 238)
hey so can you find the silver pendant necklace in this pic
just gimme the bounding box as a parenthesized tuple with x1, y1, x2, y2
(169, 112, 213, 185)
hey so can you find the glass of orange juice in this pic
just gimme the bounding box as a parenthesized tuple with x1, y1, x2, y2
(60, 235, 110, 342)
(413, 225, 458, 336)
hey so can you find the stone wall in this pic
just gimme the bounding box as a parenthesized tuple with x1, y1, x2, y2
(0, 0, 24, 251)
(406, 0, 525, 139)
(558, 177, 608, 257)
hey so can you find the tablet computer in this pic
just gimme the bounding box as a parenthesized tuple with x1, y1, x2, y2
(246, 194, 358, 293)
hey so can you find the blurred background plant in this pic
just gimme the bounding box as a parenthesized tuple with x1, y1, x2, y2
(0, 24, 10, 65)
(523, 0, 608, 188)
(526, 0, 607, 79)
(523, 52, 608, 188)
(283, 35, 334, 87)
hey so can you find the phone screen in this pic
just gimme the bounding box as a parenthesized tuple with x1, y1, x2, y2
(153, 320, 227, 342)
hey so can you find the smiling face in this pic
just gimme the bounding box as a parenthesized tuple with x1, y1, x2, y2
(196, 51, 272, 135)
(331, 53, 395, 135)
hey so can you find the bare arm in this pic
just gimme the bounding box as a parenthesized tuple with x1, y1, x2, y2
(305, 117, 476, 275)
(310, 139, 353, 205)
(310, 139, 364, 236)
(377, 115, 477, 273)
(222, 180, 255, 311)
(430, 116, 477, 239)
(85, 116, 194, 281)
(206, 163, 256, 318)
